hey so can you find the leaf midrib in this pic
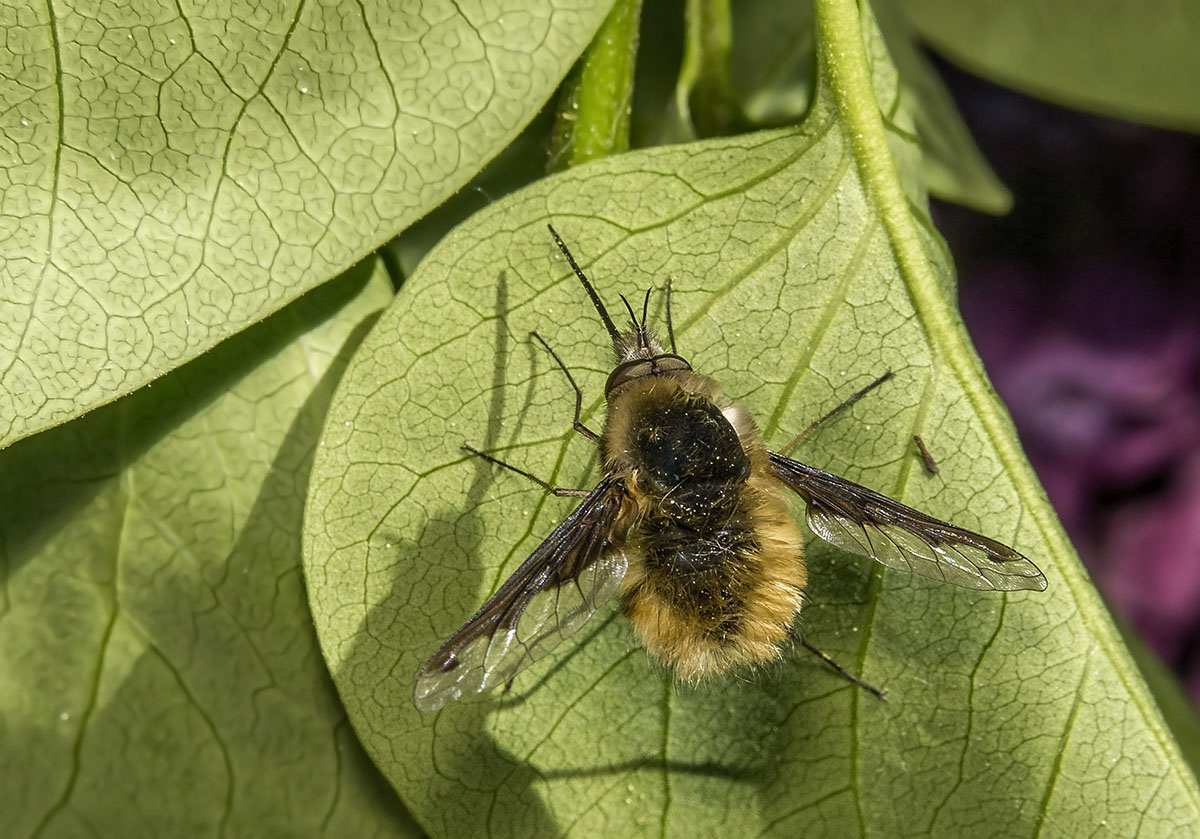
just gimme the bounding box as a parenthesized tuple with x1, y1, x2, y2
(815, 0, 1200, 822)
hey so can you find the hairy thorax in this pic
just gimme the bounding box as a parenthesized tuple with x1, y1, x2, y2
(602, 373, 807, 680)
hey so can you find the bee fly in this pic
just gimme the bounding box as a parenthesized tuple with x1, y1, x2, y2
(413, 226, 1047, 711)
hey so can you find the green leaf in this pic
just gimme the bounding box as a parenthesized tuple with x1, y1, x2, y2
(0, 262, 419, 837)
(305, 1, 1200, 835)
(676, 0, 754, 137)
(0, 0, 613, 451)
(871, 0, 1012, 214)
(1116, 616, 1200, 776)
(729, 0, 816, 126)
(899, 0, 1200, 133)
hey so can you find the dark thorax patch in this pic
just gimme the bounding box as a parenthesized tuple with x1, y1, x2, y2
(624, 390, 761, 644)
(631, 393, 750, 527)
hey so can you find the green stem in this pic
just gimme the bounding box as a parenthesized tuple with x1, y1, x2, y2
(548, 0, 642, 170)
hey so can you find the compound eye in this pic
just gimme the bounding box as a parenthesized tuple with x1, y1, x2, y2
(605, 361, 652, 396)
(654, 355, 692, 375)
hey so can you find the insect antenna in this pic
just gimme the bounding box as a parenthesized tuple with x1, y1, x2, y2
(547, 224, 622, 349)
(639, 288, 651, 333)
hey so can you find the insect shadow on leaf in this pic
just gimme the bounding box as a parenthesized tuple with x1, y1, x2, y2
(412, 225, 1047, 712)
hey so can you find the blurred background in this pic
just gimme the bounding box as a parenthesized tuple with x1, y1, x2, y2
(936, 61, 1200, 704)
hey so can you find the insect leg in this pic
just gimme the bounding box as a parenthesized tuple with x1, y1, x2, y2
(912, 433, 939, 474)
(529, 330, 602, 443)
(777, 371, 894, 456)
(664, 277, 677, 354)
(462, 444, 590, 497)
(795, 634, 887, 700)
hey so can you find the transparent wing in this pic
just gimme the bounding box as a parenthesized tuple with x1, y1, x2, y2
(769, 451, 1047, 592)
(413, 476, 634, 711)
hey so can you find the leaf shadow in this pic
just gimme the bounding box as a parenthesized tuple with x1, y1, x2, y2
(334, 268, 562, 832)
(0, 260, 379, 577)
(0, 260, 421, 833)
(365, 505, 559, 835)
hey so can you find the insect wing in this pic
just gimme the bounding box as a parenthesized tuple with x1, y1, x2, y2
(768, 451, 1046, 592)
(413, 476, 633, 711)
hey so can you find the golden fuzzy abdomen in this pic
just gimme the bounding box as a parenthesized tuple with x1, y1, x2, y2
(621, 474, 806, 680)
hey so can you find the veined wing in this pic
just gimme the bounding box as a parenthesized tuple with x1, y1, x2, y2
(768, 451, 1046, 592)
(413, 475, 635, 711)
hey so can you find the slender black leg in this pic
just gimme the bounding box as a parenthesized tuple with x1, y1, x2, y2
(462, 444, 590, 497)
(529, 330, 602, 443)
(796, 635, 887, 700)
(664, 277, 677, 354)
(777, 371, 894, 456)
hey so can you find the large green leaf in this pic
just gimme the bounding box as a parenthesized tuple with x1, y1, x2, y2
(0, 0, 612, 450)
(0, 262, 418, 837)
(900, 0, 1200, 133)
(303, 1, 1200, 836)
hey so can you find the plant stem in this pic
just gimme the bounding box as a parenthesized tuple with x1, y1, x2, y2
(548, 0, 643, 170)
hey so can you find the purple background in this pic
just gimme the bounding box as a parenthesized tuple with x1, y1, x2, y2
(936, 65, 1200, 703)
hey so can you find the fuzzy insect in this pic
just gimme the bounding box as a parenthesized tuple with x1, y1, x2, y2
(413, 226, 1046, 711)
